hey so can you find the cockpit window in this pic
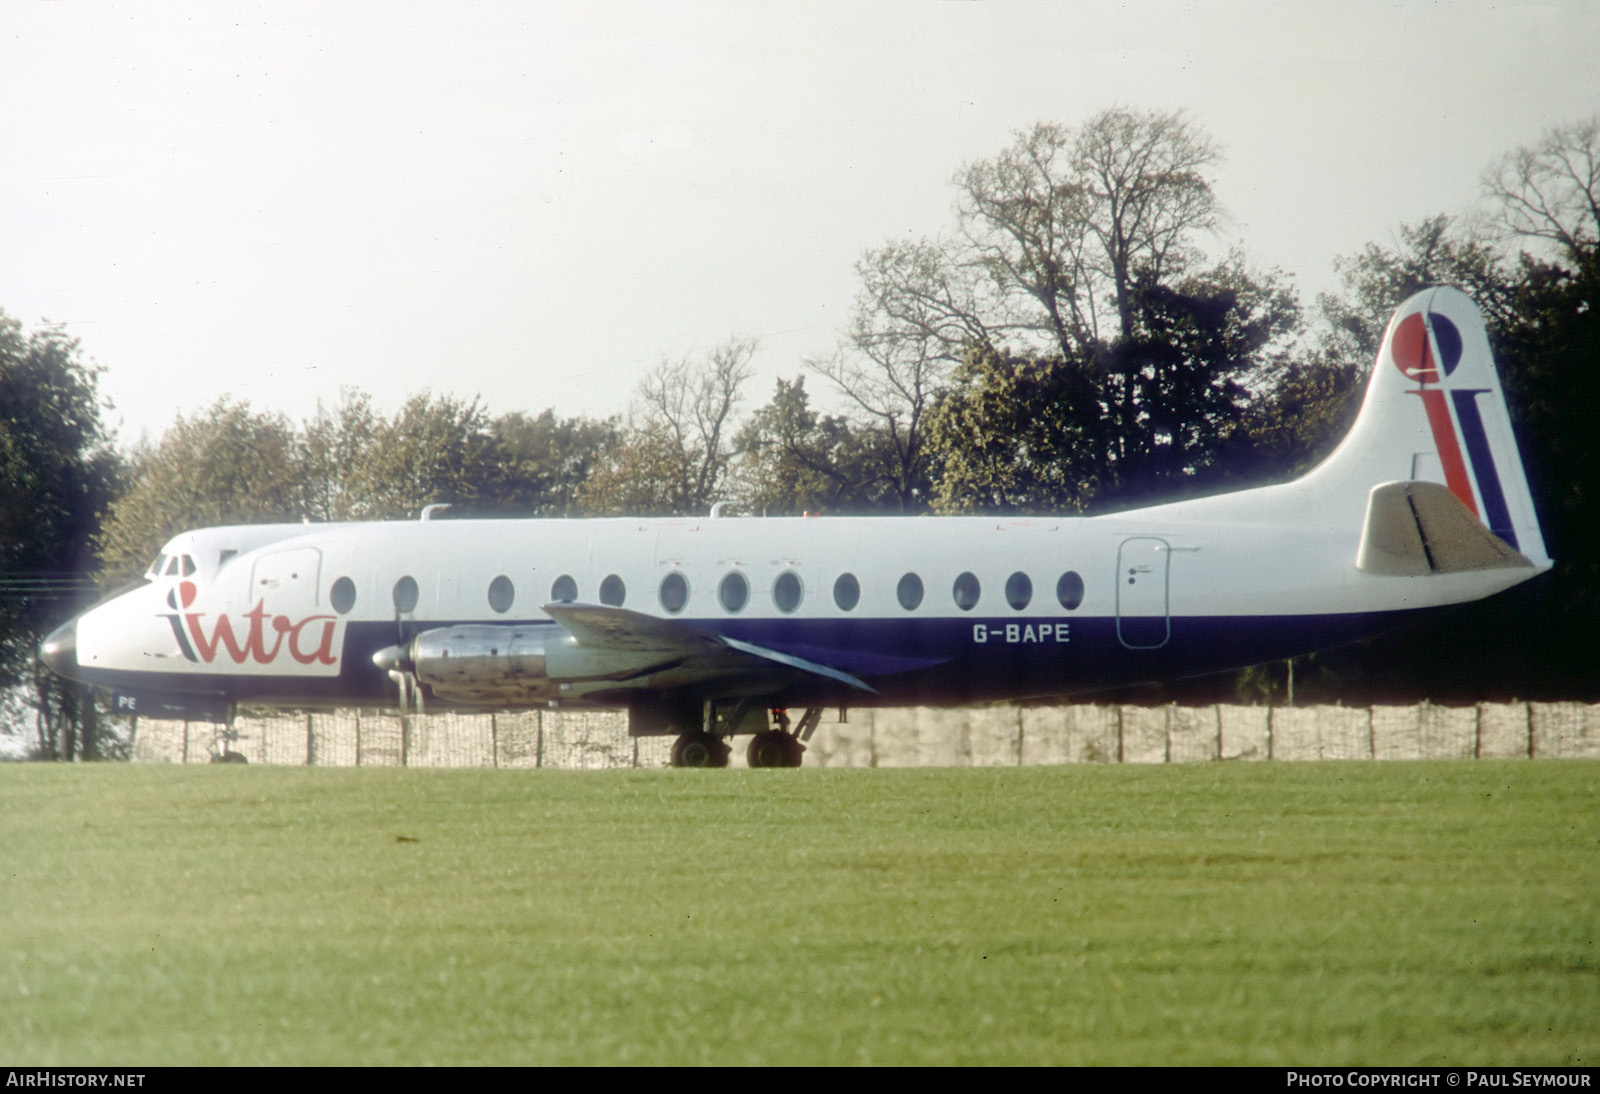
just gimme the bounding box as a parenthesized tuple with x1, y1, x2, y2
(181, 555, 197, 577)
(150, 553, 167, 577)
(165, 556, 183, 577)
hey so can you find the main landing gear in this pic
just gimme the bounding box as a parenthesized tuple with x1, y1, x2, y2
(670, 732, 731, 768)
(746, 729, 803, 768)
(669, 705, 824, 769)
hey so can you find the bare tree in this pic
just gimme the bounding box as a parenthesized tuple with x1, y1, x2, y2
(851, 237, 1000, 365)
(811, 109, 1226, 509)
(955, 120, 1103, 349)
(581, 337, 756, 516)
(956, 108, 1223, 350)
(808, 330, 942, 512)
(1482, 115, 1600, 263)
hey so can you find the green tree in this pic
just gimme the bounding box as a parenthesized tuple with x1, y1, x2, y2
(925, 347, 1101, 514)
(1479, 248, 1600, 697)
(1319, 216, 1513, 368)
(301, 390, 601, 521)
(96, 399, 301, 584)
(1234, 354, 1363, 484)
(1244, 116, 1600, 704)
(823, 109, 1290, 513)
(1098, 263, 1300, 505)
(99, 388, 611, 584)
(491, 409, 618, 516)
(345, 392, 502, 520)
(928, 262, 1301, 513)
(297, 389, 381, 523)
(731, 376, 899, 514)
(0, 313, 120, 759)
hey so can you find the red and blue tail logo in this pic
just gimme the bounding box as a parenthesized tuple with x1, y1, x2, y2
(1390, 309, 1520, 551)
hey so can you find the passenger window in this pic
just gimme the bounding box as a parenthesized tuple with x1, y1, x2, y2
(393, 576, 420, 613)
(833, 572, 860, 612)
(719, 571, 749, 613)
(551, 574, 578, 603)
(330, 576, 357, 614)
(773, 571, 802, 613)
(659, 572, 688, 614)
(488, 575, 515, 614)
(599, 574, 626, 607)
(1057, 570, 1085, 610)
(952, 571, 981, 611)
(1005, 572, 1032, 610)
(897, 573, 923, 611)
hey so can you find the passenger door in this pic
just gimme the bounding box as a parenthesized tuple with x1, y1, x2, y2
(1116, 537, 1170, 649)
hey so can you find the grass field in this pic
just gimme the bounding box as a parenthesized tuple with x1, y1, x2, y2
(1, 761, 1596, 1066)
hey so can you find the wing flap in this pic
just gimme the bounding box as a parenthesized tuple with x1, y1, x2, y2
(720, 635, 878, 694)
(543, 601, 876, 694)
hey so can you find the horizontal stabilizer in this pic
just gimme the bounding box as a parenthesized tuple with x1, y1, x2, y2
(1357, 481, 1535, 575)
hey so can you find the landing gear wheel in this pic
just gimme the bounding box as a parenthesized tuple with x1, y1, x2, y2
(747, 730, 803, 768)
(671, 732, 730, 768)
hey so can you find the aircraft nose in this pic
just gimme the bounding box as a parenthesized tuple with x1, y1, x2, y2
(40, 619, 80, 681)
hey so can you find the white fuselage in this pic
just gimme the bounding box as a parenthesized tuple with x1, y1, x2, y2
(43, 287, 1553, 723)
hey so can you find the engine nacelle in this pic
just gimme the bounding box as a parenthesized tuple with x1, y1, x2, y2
(382, 624, 685, 706)
(406, 624, 560, 705)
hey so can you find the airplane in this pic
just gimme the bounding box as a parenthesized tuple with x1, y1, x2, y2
(40, 287, 1551, 767)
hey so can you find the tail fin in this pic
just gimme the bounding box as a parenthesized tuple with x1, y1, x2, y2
(1304, 286, 1551, 570)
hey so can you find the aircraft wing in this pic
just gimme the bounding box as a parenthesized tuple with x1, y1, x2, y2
(717, 635, 879, 694)
(542, 601, 720, 653)
(542, 602, 878, 695)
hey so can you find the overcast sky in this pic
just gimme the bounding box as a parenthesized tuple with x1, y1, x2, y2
(3, 1, 1596, 443)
